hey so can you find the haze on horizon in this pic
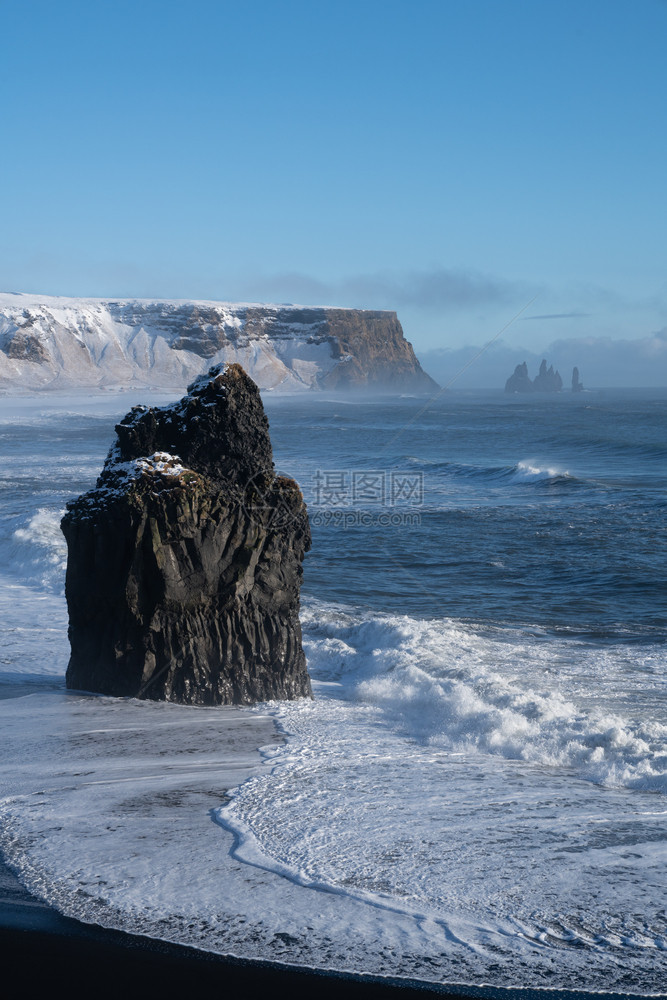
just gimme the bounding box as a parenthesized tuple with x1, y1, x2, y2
(1, 0, 666, 387)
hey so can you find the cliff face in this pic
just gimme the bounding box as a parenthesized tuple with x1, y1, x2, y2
(301, 308, 435, 390)
(62, 363, 312, 705)
(0, 293, 437, 393)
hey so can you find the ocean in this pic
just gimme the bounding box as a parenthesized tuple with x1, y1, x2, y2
(1, 387, 666, 996)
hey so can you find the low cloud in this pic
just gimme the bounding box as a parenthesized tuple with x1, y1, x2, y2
(418, 332, 667, 389)
(232, 267, 530, 312)
(230, 272, 667, 323)
(350, 268, 524, 310)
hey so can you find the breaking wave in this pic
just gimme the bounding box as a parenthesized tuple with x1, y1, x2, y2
(407, 456, 582, 489)
(10, 508, 67, 592)
(299, 603, 667, 793)
(212, 601, 667, 983)
(214, 601, 667, 976)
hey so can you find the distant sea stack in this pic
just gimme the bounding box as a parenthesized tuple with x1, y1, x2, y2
(62, 363, 312, 705)
(505, 359, 564, 393)
(572, 366, 584, 392)
(504, 361, 533, 393)
(533, 359, 563, 392)
(0, 293, 437, 393)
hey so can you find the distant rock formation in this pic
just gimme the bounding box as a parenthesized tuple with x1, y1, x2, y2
(505, 359, 564, 393)
(504, 362, 533, 393)
(0, 293, 438, 393)
(572, 366, 584, 392)
(62, 363, 312, 705)
(533, 359, 563, 393)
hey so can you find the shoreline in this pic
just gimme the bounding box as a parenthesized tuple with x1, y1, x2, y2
(1, 690, 664, 999)
(1, 860, 661, 1000)
(0, 858, 478, 998)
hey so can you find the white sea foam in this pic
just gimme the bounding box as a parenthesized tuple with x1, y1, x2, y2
(513, 459, 566, 480)
(299, 604, 667, 793)
(1, 592, 666, 991)
(3, 673, 667, 994)
(11, 508, 67, 591)
(206, 602, 667, 988)
(2, 392, 667, 994)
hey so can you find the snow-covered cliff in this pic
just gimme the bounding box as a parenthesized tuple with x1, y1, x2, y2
(0, 294, 436, 393)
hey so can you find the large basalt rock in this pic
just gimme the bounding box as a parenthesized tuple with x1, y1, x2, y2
(62, 363, 312, 705)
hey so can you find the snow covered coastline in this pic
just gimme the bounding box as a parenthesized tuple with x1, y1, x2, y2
(0, 293, 435, 394)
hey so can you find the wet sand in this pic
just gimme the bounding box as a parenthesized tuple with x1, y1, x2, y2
(0, 857, 477, 998)
(1, 689, 660, 999)
(2, 855, 657, 999)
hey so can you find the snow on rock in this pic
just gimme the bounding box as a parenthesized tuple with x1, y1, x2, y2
(0, 293, 437, 394)
(62, 363, 312, 705)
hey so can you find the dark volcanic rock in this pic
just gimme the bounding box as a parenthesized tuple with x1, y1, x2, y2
(0, 323, 48, 363)
(572, 366, 584, 392)
(314, 309, 438, 391)
(505, 361, 533, 393)
(62, 363, 312, 705)
(505, 359, 563, 393)
(533, 359, 563, 393)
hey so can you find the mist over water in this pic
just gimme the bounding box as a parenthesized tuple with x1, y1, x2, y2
(1, 388, 666, 994)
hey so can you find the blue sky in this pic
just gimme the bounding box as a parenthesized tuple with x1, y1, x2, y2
(2, 0, 666, 374)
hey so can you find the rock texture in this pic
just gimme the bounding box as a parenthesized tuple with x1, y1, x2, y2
(62, 363, 312, 705)
(0, 293, 437, 393)
(505, 359, 563, 393)
(572, 366, 584, 392)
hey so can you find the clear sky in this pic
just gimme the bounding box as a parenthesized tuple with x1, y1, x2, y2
(2, 0, 666, 369)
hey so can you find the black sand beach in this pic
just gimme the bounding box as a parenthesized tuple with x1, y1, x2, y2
(1, 689, 664, 1000)
(0, 857, 473, 998)
(1, 859, 658, 1000)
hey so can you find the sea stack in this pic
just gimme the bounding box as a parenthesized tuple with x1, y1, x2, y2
(61, 363, 312, 705)
(533, 359, 563, 393)
(504, 359, 564, 393)
(505, 361, 533, 393)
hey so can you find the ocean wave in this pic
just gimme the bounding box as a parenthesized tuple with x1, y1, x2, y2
(9, 508, 67, 592)
(300, 603, 667, 793)
(215, 602, 667, 973)
(407, 456, 583, 489)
